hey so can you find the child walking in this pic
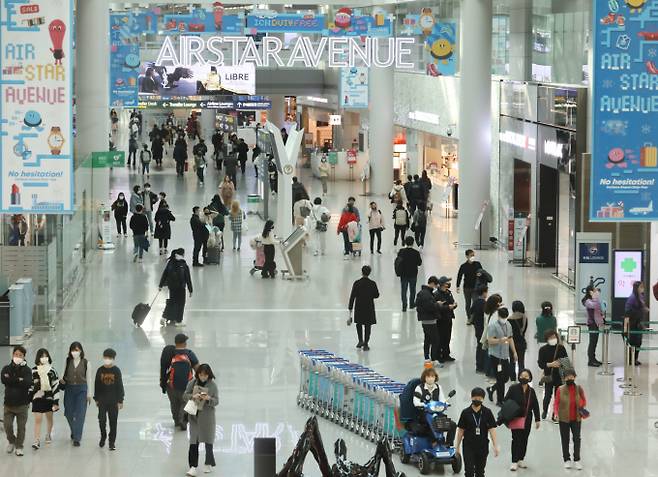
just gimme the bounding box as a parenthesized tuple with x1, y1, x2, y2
(93, 349, 124, 451)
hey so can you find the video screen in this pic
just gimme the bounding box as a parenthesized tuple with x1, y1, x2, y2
(138, 63, 246, 98)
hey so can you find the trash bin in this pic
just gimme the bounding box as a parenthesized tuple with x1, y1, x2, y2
(253, 437, 276, 477)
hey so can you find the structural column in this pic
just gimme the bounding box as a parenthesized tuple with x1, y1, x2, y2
(368, 57, 394, 196)
(268, 94, 286, 129)
(76, 0, 110, 224)
(508, 0, 533, 81)
(458, 0, 493, 246)
(199, 108, 216, 140)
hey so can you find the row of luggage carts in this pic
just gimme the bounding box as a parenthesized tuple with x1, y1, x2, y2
(297, 349, 406, 446)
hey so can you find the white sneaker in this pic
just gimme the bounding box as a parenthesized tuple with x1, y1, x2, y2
(186, 467, 198, 476)
(510, 463, 518, 471)
(518, 460, 527, 469)
(160, 318, 167, 326)
(574, 461, 582, 471)
(45, 434, 52, 444)
(15, 448, 23, 456)
(6, 443, 15, 454)
(32, 440, 40, 450)
(203, 465, 214, 474)
(175, 322, 186, 327)
(564, 460, 572, 469)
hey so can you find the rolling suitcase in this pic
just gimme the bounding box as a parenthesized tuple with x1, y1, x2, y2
(206, 245, 221, 265)
(131, 290, 160, 327)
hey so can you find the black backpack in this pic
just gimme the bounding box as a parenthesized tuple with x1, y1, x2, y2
(394, 251, 404, 277)
(165, 261, 185, 289)
(399, 378, 422, 423)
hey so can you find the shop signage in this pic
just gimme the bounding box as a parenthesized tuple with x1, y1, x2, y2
(329, 115, 342, 126)
(0, 0, 74, 213)
(591, 1, 658, 221)
(138, 95, 270, 110)
(613, 250, 643, 299)
(500, 130, 536, 150)
(246, 13, 326, 33)
(575, 233, 611, 313)
(347, 149, 358, 164)
(91, 151, 125, 168)
(544, 140, 565, 159)
(305, 96, 328, 103)
(340, 67, 368, 109)
(408, 110, 440, 125)
(327, 151, 339, 165)
(156, 36, 415, 69)
(424, 22, 457, 77)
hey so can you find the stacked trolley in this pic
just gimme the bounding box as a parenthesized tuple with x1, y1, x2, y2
(297, 349, 406, 446)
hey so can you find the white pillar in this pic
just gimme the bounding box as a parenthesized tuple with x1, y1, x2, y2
(368, 61, 394, 196)
(508, 0, 532, 81)
(458, 0, 492, 246)
(199, 109, 216, 140)
(76, 0, 110, 233)
(268, 95, 285, 129)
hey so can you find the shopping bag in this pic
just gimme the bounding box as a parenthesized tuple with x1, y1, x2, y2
(183, 399, 198, 415)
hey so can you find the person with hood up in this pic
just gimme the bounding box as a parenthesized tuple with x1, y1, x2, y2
(159, 248, 193, 327)
(111, 192, 128, 237)
(129, 185, 143, 214)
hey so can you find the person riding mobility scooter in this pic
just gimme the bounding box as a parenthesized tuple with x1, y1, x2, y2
(398, 370, 462, 474)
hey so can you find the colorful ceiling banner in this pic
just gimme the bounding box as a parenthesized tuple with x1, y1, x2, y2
(340, 67, 369, 109)
(246, 12, 325, 34)
(0, 0, 74, 213)
(424, 22, 457, 76)
(591, 0, 658, 221)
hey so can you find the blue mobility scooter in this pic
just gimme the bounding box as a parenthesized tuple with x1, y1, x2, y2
(398, 380, 462, 475)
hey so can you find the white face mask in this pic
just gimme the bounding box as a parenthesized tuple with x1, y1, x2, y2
(548, 338, 558, 346)
(71, 351, 81, 359)
(103, 358, 114, 366)
(175, 254, 184, 260)
(40, 357, 49, 365)
(468, 256, 475, 262)
(498, 317, 508, 323)
(12, 357, 23, 365)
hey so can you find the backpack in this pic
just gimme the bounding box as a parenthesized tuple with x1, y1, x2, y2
(167, 351, 193, 390)
(300, 205, 311, 218)
(394, 251, 403, 277)
(165, 261, 186, 289)
(140, 150, 152, 163)
(395, 208, 407, 226)
(399, 378, 422, 424)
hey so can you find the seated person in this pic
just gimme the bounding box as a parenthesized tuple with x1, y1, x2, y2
(412, 367, 456, 446)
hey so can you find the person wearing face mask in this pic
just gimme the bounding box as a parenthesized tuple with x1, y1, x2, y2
(190, 206, 210, 266)
(2, 345, 32, 456)
(140, 182, 158, 235)
(60, 342, 92, 447)
(553, 369, 586, 470)
(154, 200, 176, 256)
(318, 156, 330, 196)
(435, 276, 458, 362)
(367, 201, 385, 254)
(159, 248, 193, 327)
(260, 220, 277, 278)
(503, 369, 540, 470)
(582, 286, 604, 367)
(625, 281, 648, 366)
(535, 301, 557, 344)
(93, 349, 124, 451)
(111, 192, 128, 237)
(183, 364, 219, 476)
(537, 330, 569, 421)
(129, 185, 143, 214)
(29, 348, 60, 450)
(455, 387, 499, 477)
(415, 276, 443, 366)
(459, 250, 485, 324)
(412, 368, 457, 445)
(140, 143, 152, 177)
(486, 308, 517, 406)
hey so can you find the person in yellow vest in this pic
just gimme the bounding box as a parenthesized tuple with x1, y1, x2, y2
(553, 369, 587, 471)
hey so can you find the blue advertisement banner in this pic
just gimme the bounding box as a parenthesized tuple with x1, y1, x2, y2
(110, 45, 140, 107)
(327, 9, 392, 37)
(591, 0, 658, 221)
(578, 242, 610, 263)
(246, 13, 325, 33)
(340, 67, 369, 109)
(163, 9, 243, 34)
(424, 22, 457, 76)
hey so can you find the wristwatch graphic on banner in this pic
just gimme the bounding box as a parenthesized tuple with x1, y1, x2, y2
(48, 126, 65, 155)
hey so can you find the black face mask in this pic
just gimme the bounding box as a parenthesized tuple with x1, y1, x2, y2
(471, 400, 483, 407)
(519, 378, 529, 385)
(565, 379, 575, 386)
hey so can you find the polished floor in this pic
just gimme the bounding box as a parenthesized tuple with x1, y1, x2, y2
(2, 131, 658, 477)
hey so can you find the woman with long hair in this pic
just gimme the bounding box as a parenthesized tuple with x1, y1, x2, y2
(30, 348, 60, 450)
(159, 248, 193, 327)
(261, 220, 277, 278)
(625, 281, 648, 365)
(60, 342, 92, 446)
(229, 200, 245, 252)
(582, 286, 604, 367)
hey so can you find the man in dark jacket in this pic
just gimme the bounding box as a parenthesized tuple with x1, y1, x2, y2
(456, 249, 484, 325)
(211, 130, 223, 169)
(292, 177, 309, 203)
(403, 175, 413, 204)
(159, 248, 193, 326)
(415, 276, 443, 365)
(129, 204, 149, 263)
(173, 135, 187, 177)
(408, 175, 427, 214)
(2, 345, 32, 455)
(159, 334, 199, 430)
(128, 135, 138, 167)
(348, 265, 380, 351)
(474, 268, 493, 291)
(397, 236, 423, 312)
(237, 138, 249, 174)
(190, 206, 209, 267)
(435, 276, 458, 362)
(224, 153, 238, 188)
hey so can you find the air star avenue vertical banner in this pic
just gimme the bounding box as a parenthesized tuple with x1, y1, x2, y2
(591, 0, 658, 221)
(0, 0, 73, 213)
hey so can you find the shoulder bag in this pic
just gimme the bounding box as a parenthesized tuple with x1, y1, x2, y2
(539, 345, 560, 385)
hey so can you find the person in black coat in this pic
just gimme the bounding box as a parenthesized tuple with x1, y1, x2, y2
(415, 276, 443, 364)
(503, 369, 540, 470)
(348, 265, 380, 351)
(190, 207, 209, 267)
(537, 329, 569, 420)
(151, 134, 164, 167)
(158, 249, 193, 326)
(237, 138, 249, 174)
(435, 276, 457, 362)
(154, 202, 175, 255)
(111, 192, 128, 236)
(173, 136, 188, 177)
(397, 236, 423, 312)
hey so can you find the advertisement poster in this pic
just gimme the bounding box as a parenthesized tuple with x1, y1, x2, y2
(340, 67, 368, 109)
(591, 0, 658, 221)
(347, 149, 357, 164)
(138, 63, 255, 98)
(0, 0, 74, 213)
(163, 8, 243, 34)
(613, 250, 643, 299)
(327, 8, 392, 37)
(577, 242, 611, 310)
(110, 45, 140, 107)
(246, 12, 325, 33)
(424, 22, 457, 77)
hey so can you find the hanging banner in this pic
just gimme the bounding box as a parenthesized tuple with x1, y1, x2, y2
(163, 8, 243, 34)
(0, 0, 74, 213)
(424, 22, 457, 77)
(327, 8, 392, 37)
(591, 0, 658, 221)
(246, 12, 325, 34)
(340, 67, 368, 109)
(110, 45, 140, 107)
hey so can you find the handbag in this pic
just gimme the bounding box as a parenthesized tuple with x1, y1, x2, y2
(183, 399, 198, 415)
(508, 391, 531, 429)
(316, 221, 327, 232)
(540, 344, 561, 385)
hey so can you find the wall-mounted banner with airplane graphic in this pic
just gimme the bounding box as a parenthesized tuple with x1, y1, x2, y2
(591, 0, 658, 221)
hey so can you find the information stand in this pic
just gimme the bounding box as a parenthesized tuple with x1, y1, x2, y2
(280, 226, 308, 280)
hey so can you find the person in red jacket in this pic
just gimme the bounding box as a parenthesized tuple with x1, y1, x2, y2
(337, 205, 358, 257)
(553, 369, 587, 471)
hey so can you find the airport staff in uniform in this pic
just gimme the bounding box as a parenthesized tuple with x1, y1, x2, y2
(455, 387, 499, 477)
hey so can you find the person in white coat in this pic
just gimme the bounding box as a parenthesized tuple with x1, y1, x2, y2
(311, 197, 330, 256)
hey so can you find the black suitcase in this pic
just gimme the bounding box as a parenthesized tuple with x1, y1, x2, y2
(205, 245, 221, 265)
(131, 290, 161, 327)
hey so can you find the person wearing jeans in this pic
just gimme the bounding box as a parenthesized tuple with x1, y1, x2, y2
(554, 369, 586, 470)
(486, 308, 517, 406)
(2, 345, 32, 456)
(61, 342, 92, 446)
(415, 276, 443, 365)
(367, 202, 384, 254)
(129, 205, 149, 263)
(396, 236, 422, 312)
